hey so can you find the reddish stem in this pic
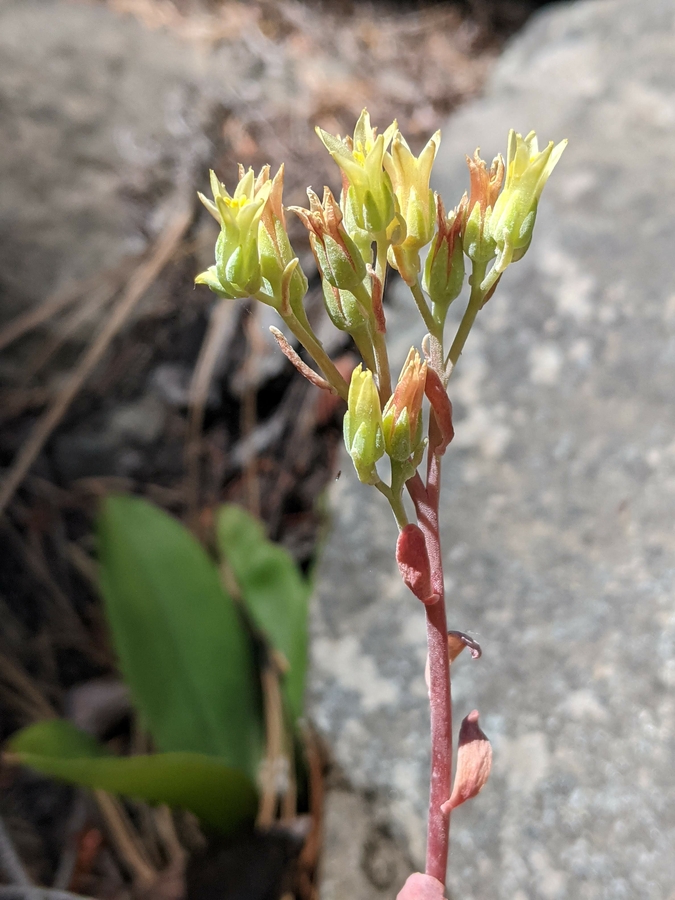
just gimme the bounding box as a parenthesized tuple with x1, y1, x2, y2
(408, 453, 452, 884)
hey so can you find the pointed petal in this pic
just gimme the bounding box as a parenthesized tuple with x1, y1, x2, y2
(316, 126, 353, 160)
(198, 192, 220, 223)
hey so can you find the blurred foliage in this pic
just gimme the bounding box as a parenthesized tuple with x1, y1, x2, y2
(8, 495, 311, 833)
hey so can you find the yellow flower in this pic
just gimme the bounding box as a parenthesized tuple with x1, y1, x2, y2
(196, 165, 272, 299)
(487, 130, 567, 274)
(316, 109, 402, 246)
(343, 364, 385, 484)
(384, 129, 440, 284)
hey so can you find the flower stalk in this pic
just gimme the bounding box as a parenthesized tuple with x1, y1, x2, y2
(195, 110, 565, 893)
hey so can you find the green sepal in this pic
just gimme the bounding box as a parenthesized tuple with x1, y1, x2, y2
(195, 266, 234, 299)
(322, 280, 368, 332)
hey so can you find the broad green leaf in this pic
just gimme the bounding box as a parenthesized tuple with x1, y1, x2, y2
(8, 720, 256, 834)
(98, 495, 261, 777)
(216, 505, 311, 723)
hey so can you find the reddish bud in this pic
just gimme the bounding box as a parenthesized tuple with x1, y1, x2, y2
(441, 710, 492, 814)
(383, 349, 428, 462)
(397, 873, 447, 900)
(465, 150, 504, 217)
(396, 524, 434, 604)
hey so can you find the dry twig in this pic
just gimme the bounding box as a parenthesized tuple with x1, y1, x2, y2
(185, 297, 241, 514)
(0, 815, 32, 887)
(0, 204, 193, 516)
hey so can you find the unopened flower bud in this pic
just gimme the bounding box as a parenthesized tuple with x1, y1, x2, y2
(423, 194, 466, 320)
(322, 281, 368, 333)
(257, 165, 308, 314)
(291, 187, 367, 292)
(343, 365, 384, 484)
(461, 150, 504, 263)
(382, 349, 427, 462)
(486, 129, 566, 275)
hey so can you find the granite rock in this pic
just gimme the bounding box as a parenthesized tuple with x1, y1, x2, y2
(310, 0, 675, 898)
(0, 0, 202, 320)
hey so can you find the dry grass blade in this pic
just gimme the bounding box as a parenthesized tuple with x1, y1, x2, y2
(0, 652, 55, 723)
(185, 296, 240, 513)
(296, 728, 325, 900)
(240, 307, 264, 518)
(0, 204, 193, 516)
(93, 791, 157, 888)
(256, 665, 287, 829)
(21, 281, 120, 385)
(0, 814, 32, 887)
(1, 519, 92, 651)
(0, 263, 129, 354)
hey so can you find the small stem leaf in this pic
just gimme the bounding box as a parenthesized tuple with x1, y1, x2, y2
(269, 326, 333, 392)
(441, 710, 492, 814)
(396, 524, 434, 604)
(447, 631, 482, 663)
(424, 369, 454, 456)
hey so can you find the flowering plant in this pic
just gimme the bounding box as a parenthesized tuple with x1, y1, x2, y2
(197, 109, 565, 895)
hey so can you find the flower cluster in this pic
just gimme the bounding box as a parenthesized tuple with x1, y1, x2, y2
(196, 113, 565, 514)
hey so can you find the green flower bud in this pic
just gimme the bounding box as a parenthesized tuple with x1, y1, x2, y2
(291, 188, 367, 292)
(423, 195, 466, 323)
(257, 165, 308, 314)
(343, 365, 384, 484)
(460, 150, 504, 264)
(322, 280, 368, 333)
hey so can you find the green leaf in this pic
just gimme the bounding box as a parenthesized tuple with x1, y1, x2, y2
(98, 495, 261, 777)
(216, 505, 311, 724)
(8, 720, 256, 834)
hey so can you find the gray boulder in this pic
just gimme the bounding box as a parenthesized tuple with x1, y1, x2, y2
(0, 0, 201, 319)
(311, 0, 675, 897)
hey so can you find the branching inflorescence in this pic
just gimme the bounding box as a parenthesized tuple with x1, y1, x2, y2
(196, 111, 566, 896)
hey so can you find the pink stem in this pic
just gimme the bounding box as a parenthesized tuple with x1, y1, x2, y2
(408, 456, 452, 884)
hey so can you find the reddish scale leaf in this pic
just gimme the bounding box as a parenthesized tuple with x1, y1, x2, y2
(396, 524, 434, 604)
(441, 710, 492, 814)
(424, 368, 454, 455)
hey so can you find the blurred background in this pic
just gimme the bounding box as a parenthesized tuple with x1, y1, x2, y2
(3, 0, 675, 899)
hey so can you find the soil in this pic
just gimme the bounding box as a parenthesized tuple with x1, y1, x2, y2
(0, 1, 558, 898)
